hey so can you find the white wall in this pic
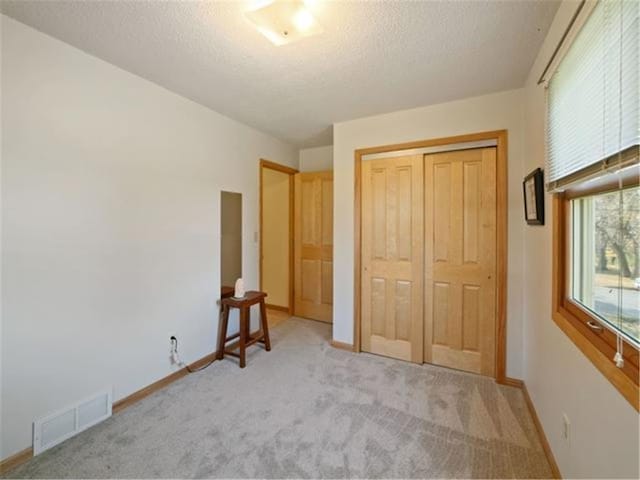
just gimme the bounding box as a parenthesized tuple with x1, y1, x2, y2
(522, 2, 639, 478)
(0, 16, 297, 459)
(332, 89, 526, 379)
(299, 145, 333, 172)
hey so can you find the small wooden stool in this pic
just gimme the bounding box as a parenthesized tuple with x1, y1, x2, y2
(217, 291, 271, 368)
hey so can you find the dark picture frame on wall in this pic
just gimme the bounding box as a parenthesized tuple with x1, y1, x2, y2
(523, 168, 545, 225)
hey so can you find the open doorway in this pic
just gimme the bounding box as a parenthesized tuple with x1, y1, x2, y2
(259, 159, 298, 319)
(220, 191, 242, 295)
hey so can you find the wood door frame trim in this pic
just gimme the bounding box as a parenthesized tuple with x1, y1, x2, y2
(353, 130, 509, 383)
(259, 159, 298, 315)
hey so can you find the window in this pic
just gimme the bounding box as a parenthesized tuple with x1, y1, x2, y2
(571, 186, 639, 346)
(545, 0, 639, 409)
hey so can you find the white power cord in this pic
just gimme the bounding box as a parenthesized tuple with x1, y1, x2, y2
(170, 336, 215, 373)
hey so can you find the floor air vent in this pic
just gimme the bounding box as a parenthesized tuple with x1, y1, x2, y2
(33, 389, 112, 455)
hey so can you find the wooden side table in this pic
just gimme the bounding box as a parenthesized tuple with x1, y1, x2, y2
(220, 285, 234, 299)
(217, 291, 271, 368)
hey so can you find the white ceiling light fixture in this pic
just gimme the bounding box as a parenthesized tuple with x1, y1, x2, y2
(245, 0, 323, 46)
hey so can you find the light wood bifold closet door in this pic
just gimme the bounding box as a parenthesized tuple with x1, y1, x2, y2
(361, 155, 424, 363)
(424, 147, 497, 376)
(294, 171, 333, 323)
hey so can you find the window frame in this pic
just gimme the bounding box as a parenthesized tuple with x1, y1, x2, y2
(552, 173, 639, 410)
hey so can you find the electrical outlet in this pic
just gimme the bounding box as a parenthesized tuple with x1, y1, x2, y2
(562, 413, 570, 442)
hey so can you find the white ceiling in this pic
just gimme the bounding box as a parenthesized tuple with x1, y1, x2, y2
(1, 0, 560, 147)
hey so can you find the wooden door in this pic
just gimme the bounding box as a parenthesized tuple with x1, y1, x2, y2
(294, 171, 333, 323)
(361, 155, 424, 363)
(424, 147, 497, 376)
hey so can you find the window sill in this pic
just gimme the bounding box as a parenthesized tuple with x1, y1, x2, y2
(552, 304, 639, 411)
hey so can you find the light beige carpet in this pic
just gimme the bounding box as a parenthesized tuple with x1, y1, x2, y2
(5, 318, 552, 479)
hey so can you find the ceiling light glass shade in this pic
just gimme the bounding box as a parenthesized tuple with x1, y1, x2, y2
(245, 0, 323, 46)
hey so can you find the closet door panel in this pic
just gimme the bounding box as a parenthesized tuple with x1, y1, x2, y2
(361, 155, 424, 363)
(424, 148, 497, 376)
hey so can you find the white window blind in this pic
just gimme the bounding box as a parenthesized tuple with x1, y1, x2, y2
(546, 0, 639, 191)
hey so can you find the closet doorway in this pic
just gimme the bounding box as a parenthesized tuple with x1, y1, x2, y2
(355, 131, 507, 381)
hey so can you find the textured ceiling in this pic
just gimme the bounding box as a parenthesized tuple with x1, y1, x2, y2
(1, 0, 560, 147)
